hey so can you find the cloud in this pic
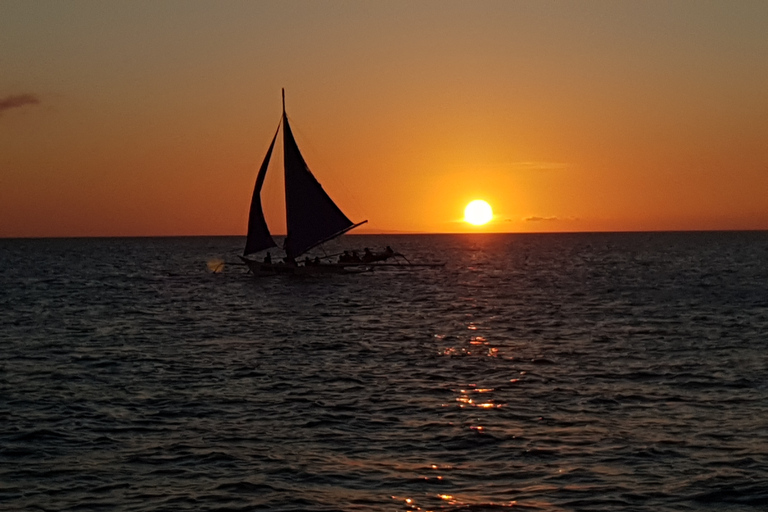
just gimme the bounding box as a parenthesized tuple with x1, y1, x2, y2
(510, 161, 568, 172)
(524, 216, 580, 222)
(525, 216, 559, 222)
(0, 94, 40, 115)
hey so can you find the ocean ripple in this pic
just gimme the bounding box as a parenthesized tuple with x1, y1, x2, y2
(1, 233, 768, 511)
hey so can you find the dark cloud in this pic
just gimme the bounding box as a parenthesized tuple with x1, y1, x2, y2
(0, 94, 40, 115)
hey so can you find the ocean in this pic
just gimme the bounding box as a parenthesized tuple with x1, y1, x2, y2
(1, 232, 767, 511)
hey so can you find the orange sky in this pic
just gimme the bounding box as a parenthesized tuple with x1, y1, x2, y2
(2, 1, 767, 238)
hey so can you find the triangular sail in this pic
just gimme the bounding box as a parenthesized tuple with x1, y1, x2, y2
(243, 123, 280, 256)
(282, 111, 357, 260)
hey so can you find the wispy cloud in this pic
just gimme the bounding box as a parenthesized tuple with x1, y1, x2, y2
(525, 216, 559, 222)
(524, 216, 579, 222)
(510, 161, 568, 172)
(0, 94, 40, 115)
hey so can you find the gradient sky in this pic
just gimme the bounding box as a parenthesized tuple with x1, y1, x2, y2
(2, 0, 767, 237)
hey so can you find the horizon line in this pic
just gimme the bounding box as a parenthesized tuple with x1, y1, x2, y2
(2, 228, 767, 241)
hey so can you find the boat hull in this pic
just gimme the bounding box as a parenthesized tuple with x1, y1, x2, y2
(239, 256, 371, 276)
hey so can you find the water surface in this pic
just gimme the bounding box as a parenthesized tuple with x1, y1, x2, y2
(2, 232, 767, 511)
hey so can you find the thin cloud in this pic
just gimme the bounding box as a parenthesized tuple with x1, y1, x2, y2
(525, 216, 559, 222)
(510, 161, 568, 172)
(524, 216, 580, 222)
(0, 94, 40, 115)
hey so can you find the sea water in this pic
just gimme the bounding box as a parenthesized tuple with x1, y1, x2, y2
(1, 232, 767, 511)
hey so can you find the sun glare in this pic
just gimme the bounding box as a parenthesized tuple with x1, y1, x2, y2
(464, 200, 493, 226)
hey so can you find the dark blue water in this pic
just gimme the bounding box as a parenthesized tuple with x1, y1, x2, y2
(2, 232, 767, 511)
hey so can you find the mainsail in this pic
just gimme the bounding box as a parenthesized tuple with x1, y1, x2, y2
(243, 124, 279, 256)
(243, 90, 366, 261)
(282, 110, 363, 260)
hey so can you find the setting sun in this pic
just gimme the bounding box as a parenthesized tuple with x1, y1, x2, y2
(464, 200, 493, 226)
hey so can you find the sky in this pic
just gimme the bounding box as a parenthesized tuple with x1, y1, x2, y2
(2, 0, 768, 237)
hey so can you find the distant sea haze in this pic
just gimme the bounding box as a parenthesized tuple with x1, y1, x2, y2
(2, 232, 767, 511)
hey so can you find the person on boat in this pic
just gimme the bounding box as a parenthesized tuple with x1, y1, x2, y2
(362, 248, 374, 262)
(339, 251, 352, 263)
(313, 256, 321, 265)
(263, 252, 272, 264)
(351, 251, 361, 263)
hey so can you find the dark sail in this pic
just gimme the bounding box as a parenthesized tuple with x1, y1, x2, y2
(243, 123, 280, 256)
(282, 111, 358, 260)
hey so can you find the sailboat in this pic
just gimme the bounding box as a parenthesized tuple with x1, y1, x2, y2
(239, 90, 373, 275)
(239, 90, 444, 275)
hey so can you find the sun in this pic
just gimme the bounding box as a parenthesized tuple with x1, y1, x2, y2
(464, 200, 493, 226)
